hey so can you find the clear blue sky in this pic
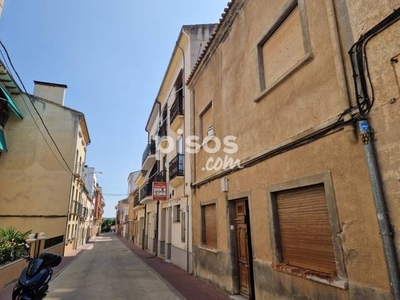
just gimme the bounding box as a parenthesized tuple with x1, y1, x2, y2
(0, 1, 228, 218)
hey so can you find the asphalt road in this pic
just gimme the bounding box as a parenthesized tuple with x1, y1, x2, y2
(47, 234, 180, 300)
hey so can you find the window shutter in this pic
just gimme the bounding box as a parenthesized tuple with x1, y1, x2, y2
(204, 204, 217, 248)
(262, 6, 306, 87)
(276, 184, 337, 276)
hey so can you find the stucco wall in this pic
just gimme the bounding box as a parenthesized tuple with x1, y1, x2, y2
(345, 0, 400, 261)
(192, 131, 389, 298)
(0, 259, 28, 289)
(190, 0, 391, 298)
(0, 95, 78, 248)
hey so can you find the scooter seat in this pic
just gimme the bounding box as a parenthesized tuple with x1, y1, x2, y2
(38, 253, 62, 267)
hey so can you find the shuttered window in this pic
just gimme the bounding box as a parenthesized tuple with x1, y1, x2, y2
(202, 204, 217, 248)
(262, 6, 305, 87)
(200, 103, 213, 141)
(276, 184, 337, 276)
(181, 211, 186, 243)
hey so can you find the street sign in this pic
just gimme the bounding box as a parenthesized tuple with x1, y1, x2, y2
(152, 182, 167, 201)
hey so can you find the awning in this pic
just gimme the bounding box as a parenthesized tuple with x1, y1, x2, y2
(0, 127, 7, 153)
(0, 85, 23, 120)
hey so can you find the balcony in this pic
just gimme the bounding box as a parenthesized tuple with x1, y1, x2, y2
(169, 154, 184, 187)
(159, 119, 167, 137)
(71, 200, 78, 215)
(74, 163, 84, 182)
(170, 95, 184, 132)
(142, 140, 156, 171)
(140, 182, 152, 204)
(133, 194, 140, 207)
(139, 171, 167, 204)
(158, 119, 168, 148)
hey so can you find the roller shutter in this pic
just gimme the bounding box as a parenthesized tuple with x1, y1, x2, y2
(276, 184, 337, 275)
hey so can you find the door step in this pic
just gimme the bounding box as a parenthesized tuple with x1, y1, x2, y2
(230, 295, 247, 300)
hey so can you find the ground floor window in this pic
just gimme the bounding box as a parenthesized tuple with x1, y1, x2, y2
(201, 203, 217, 248)
(181, 210, 186, 243)
(272, 183, 338, 276)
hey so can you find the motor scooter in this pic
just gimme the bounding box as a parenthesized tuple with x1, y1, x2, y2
(12, 233, 62, 300)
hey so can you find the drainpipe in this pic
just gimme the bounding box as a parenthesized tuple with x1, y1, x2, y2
(155, 200, 160, 256)
(142, 204, 147, 249)
(358, 118, 400, 300)
(176, 40, 190, 273)
(155, 99, 162, 257)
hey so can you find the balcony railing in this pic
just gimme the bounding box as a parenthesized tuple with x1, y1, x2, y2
(150, 170, 167, 182)
(134, 194, 140, 207)
(170, 95, 184, 125)
(169, 154, 184, 181)
(139, 171, 167, 201)
(142, 140, 156, 165)
(140, 182, 152, 199)
(74, 163, 84, 179)
(159, 119, 167, 137)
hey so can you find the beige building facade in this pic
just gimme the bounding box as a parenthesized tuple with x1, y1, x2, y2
(127, 171, 141, 243)
(0, 75, 90, 256)
(187, 0, 400, 299)
(64, 95, 91, 254)
(137, 24, 217, 272)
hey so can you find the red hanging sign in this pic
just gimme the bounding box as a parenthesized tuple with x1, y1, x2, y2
(152, 182, 167, 201)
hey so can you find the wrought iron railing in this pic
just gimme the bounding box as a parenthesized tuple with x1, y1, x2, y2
(140, 182, 152, 199)
(142, 140, 156, 165)
(139, 171, 167, 200)
(169, 154, 184, 180)
(134, 194, 140, 207)
(159, 119, 167, 137)
(170, 95, 184, 125)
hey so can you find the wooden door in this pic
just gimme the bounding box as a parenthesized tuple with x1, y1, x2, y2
(235, 201, 253, 299)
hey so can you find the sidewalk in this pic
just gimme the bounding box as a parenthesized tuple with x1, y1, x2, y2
(118, 236, 231, 300)
(0, 242, 91, 300)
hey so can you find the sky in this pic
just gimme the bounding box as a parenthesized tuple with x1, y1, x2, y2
(0, 1, 228, 218)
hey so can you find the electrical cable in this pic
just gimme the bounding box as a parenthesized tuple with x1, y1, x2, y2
(192, 108, 360, 188)
(0, 54, 71, 174)
(19, 93, 72, 174)
(349, 7, 400, 116)
(0, 41, 74, 175)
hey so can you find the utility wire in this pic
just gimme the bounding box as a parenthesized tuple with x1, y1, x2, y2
(0, 48, 71, 174)
(0, 41, 74, 175)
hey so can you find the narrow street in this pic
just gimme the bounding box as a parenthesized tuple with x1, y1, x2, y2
(47, 234, 180, 300)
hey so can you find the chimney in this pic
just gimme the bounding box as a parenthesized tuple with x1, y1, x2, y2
(33, 81, 68, 106)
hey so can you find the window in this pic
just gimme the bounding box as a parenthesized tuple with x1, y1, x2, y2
(44, 235, 64, 249)
(173, 205, 181, 222)
(181, 210, 186, 243)
(0, 100, 9, 127)
(177, 136, 183, 155)
(257, 0, 312, 98)
(200, 102, 213, 142)
(201, 203, 217, 248)
(272, 183, 337, 276)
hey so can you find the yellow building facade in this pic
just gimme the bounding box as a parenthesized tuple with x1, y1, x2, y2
(0, 76, 90, 256)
